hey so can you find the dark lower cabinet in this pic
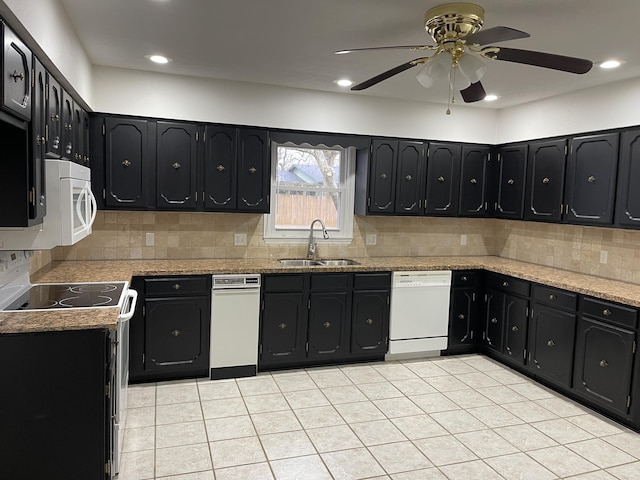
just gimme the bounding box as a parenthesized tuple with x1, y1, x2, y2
(484, 288, 505, 353)
(351, 290, 389, 355)
(446, 271, 481, 354)
(0, 329, 112, 479)
(503, 295, 528, 364)
(261, 291, 308, 366)
(130, 276, 211, 382)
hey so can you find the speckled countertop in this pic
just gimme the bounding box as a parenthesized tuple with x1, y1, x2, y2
(2, 255, 640, 334)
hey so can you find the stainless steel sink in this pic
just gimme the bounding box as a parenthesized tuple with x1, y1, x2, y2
(278, 259, 359, 267)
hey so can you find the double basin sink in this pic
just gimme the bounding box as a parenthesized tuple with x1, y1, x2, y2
(279, 259, 359, 267)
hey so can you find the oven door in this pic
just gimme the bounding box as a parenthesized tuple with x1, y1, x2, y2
(61, 177, 97, 245)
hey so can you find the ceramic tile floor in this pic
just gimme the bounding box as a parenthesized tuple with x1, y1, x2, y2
(120, 354, 640, 480)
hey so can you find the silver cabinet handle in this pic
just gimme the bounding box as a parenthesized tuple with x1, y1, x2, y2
(172, 283, 181, 290)
(172, 162, 181, 169)
(405, 175, 412, 181)
(278, 323, 287, 330)
(599, 359, 609, 368)
(10, 70, 25, 81)
(366, 318, 374, 325)
(512, 326, 518, 332)
(502, 281, 509, 287)
(491, 318, 498, 324)
(380, 173, 387, 179)
(324, 322, 331, 328)
(171, 330, 180, 337)
(549, 294, 556, 301)
(507, 178, 515, 185)
(588, 175, 596, 183)
(542, 177, 550, 184)
(438, 176, 445, 182)
(122, 159, 131, 167)
(249, 166, 257, 174)
(217, 164, 225, 171)
(470, 178, 477, 184)
(603, 308, 612, 316)
(458, 314, 465, 320)
(547, 340, 555, 347)
(461, 276, 468, 282)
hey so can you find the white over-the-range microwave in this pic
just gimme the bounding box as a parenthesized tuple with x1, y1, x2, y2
(0, 159, 97, 250)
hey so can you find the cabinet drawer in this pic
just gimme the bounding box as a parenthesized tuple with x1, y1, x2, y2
(310, 273, 350, 291)
(145, 276, 209, 296)
(263, 274, 305, 292)
(452, 270, 481, 288)
(486, 273, 530, 297)
(581, 297, 638, 329)
(353, 272, 391, 290)
(532, 284, 577, 311)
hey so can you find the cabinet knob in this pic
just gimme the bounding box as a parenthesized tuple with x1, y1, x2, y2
(249, 166, 257, 174)
(599, 359, 609, 368)
(512, 325, 519, 332)
(323, 321, 331, 328)
(603, 308, 612, 316)
(172, 283, 181, 290)
(461, 276, 468, 282)
(380, 173, 387, 179)
(171, 330, 181, 337)
(278, 322, 287, 330)
(587, 175, 596, 183)
(51, 114, 60, 121)
(542, 177, 550, 184)
(458, 314, 465, 320)
(547, 340, 555, 347)
(491, 318, 498, 324)
(405, 175, 413, 181)
(10, 70, 25, 82)
(122, 159, 131, 167)
(470, 178, 477, 184)
(366, 318, 374, 325)
(507, 178, 515, 185)
(502, 281, 509, 287)
(172, 162, 181, 169)
(438, 176, 445, 182)
(217, 164, 225, 172)
(549, 294, 556, 301)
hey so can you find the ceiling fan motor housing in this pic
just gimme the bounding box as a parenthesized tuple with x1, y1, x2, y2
(424, 2, 484, 44)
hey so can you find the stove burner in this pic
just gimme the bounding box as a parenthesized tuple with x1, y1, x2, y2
(59, 295, 114, 308)
(70, 284, 119, 294)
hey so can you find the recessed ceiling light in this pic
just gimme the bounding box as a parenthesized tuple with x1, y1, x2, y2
(334, 79, 353, 87)
(484, 94, 498, 102)
(146, 54, 172, 64)
(599, 59, 622, 69)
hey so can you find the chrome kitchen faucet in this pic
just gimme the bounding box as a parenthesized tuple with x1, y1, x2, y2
(307, 218, 330, 261)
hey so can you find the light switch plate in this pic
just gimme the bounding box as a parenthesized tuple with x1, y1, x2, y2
(461, 234, 467, 246)
(600, 250, 608, 264)
(234, 233, 247, 246)
(366, 234, 377, 246)
(145, 232, 154, 247)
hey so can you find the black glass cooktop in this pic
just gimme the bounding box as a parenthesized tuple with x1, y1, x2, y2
(3, 282, 127, 311)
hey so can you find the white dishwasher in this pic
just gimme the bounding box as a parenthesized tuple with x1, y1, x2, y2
(387, 270, 452, 358)
(210, 274, 261, 380)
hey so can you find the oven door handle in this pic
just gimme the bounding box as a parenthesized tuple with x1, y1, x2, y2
(87, 187, 97, 228)
(75, 186, 89, 229)
(119, 289, 138, 321)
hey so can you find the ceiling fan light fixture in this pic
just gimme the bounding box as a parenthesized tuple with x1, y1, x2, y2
(334, 79, 354, 87)
(458, 53, 487, 84)
(484, 94, 498, 101)
(146, 54, 172, 64)
(416, 52, 451, 88)
(599, 59, 622, 69)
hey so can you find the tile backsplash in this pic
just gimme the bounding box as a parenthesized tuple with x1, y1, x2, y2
(42, 211, 640, 285)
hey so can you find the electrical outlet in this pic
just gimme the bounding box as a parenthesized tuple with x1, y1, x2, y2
(460, 234, 467, 246)
(234, 233, 247, 246)
(145, 232, 155, 247)
(600, 250, 608, 264)
(366, 234, 377, 246)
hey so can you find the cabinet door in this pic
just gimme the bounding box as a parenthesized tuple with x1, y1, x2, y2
(156, 121, 198, 209)
(503, 295, 528, 364)
(565, 133, 619, 225)
(459, 145, 489, 216)
(528, 303, 576, 387)
(204, 125, 236, 210)
(573, 317, 635, 415)
(260, 292, 308, 366)
(351, 290, 389, 355)
(368, 139, 397, 213)
(424, 142, 461, 215)
(394, 141, 424, 214)
(61, 90, 74, 160)
(144, 296, 210, 375)
(615, 129, 640, 228)
(105, 117, 151, 208)
(237, 128, 270, 212)
(81, 109, 90, 167)
(45, 74, 62, 158)
(308, 292, 349, 360)
(29, 57, 47, 223)
(484, 289, 504, 353)
(495, 145, 527, 218)
(1, 24, 31, 120)
(524, 139, 566, 222)
(73, 104, 85, 164)
(449, 287, 478, 349)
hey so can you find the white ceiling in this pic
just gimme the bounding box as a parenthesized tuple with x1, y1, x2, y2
(57, 0, 640, 109)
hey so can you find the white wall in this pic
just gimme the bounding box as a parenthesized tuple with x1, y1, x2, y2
(0, 0, 93, 104)
(496, 77, 640, 144)
(92, 66, 498, 144)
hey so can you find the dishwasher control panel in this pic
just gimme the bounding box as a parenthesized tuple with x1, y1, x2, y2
(212, 274, 261, 289)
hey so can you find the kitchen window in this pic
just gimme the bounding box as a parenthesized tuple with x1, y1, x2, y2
(263, 141, 355, 242)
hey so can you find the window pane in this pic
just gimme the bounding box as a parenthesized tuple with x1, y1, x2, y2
(276, 146, 342, 188)
(275, 190, 341, 230)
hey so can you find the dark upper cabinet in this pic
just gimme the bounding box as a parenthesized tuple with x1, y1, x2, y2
(1, 23, 31, 121)
(203, 125, 236, 210)
(524, 139, 567, 222)
(367, 138, 397, 214)
(156, 121, 198, 209)
(104, 117, 153, 208)
(45, 74, 62, 158)
(72, 103, 87, 165)
(424, 142, 461, 216)
(459, 145, 490, 216)
(260, 292, 308, 366)
(61, 89, 74, 161)
(29, 57, 46, 223)
(494, 144, 527, 218)
(615, 129, 640, 228)
(564, 132, 619, 225)
(236, 128, 270, 212)
(394, 141, 425, 214)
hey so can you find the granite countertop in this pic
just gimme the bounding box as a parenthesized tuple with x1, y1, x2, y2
(2, 255, 640, 334)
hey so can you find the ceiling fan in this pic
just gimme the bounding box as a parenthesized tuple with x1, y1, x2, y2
(336, 2, 593, 108)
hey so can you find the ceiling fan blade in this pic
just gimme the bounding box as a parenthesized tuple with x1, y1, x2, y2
(465, 26, 530, 46)
(335, 45, 435, 55)
(351, 57, 428, 91)
(490, 47, 593, 74)
(460, 81, 487, 103)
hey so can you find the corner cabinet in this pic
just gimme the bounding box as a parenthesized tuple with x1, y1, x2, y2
(446, 270, 482, 354)
(130, 276, 211, 382)
(615, 129, 640, 228)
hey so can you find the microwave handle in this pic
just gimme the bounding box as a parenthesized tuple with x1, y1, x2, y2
(75, 187, 88, 229)
(87, 187, 97, 228)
